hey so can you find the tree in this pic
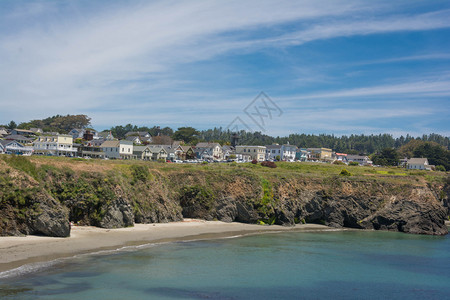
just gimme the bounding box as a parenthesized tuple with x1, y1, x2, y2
(172, 127, 200, 144)
(413, 142, 450, 171)
(371, 148, 399, 166)
(7, 120, 17, 130)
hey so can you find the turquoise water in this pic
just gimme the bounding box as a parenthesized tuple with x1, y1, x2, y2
(1, 230, 450, 299)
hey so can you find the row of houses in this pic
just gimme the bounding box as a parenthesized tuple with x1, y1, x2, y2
(0, 127, 434, 169)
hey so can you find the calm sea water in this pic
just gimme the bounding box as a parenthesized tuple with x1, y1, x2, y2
(1, 229, 449, 299)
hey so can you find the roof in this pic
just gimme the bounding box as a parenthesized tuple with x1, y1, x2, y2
(0, 139, 22, 146)
(265, 144, 282, 149)
(407, 158, 428, 165)
(347, 155, 368, 159)
(133, 146, 148, 152)
(100, 140, 120, 148)
(150, 146, 167, 153)
(119, 140, 133, 146)
(196, 142, 221, 148)
(4, 135, 34, 141)
(125, 136, 140, 142)
(13, 129, 34, 134)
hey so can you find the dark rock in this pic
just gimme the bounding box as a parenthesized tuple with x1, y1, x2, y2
(214, 196, 238, 222)
(99, 197, 134, 229)
(28, 195, 70, 237)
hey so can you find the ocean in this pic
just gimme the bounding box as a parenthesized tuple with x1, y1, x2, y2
(1, 229, 449, 299)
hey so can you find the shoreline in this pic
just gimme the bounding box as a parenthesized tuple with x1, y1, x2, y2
(0, 220, 332, 275)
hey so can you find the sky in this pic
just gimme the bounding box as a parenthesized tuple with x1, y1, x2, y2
(0, 0, 449, 137)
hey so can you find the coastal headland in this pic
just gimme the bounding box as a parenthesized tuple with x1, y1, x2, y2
(1, 156, 448, 241)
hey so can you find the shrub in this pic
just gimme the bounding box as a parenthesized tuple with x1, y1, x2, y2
(251, 159, 258, 164)
(130, 165, 149, 183)
(261, 161, 277, 168)
(157, 159, 166, 163)
(435, 165, 446, 172)
(333, 160, 345, 165)
(339, 169, 352, 176)
(348, 162, 359, 166)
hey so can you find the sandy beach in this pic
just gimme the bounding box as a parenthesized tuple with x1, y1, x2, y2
(0, 220, 331, 274)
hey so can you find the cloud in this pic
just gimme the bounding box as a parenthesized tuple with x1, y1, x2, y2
(0, 0, 449, 137)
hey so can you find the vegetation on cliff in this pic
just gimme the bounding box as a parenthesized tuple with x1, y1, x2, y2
(0, 155, 448, 237)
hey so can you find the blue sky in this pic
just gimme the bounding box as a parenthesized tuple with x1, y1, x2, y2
(0, 0, 449, 136)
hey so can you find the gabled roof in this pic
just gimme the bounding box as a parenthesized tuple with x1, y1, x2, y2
(125, 136, 140, 142)
(100, 140, 120, 148)
(150, 146, 167, 154)
(407, 158, 428, 165)
(133, 146, 148, 152)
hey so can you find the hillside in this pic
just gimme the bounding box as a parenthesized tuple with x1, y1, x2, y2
(0, 156, 448, 237)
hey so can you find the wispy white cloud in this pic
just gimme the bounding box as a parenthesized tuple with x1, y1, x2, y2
(0, 0, 449, 136)
(281, 79, 450, 100)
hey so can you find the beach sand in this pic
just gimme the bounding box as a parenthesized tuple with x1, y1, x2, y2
(0, 220, 331, 274)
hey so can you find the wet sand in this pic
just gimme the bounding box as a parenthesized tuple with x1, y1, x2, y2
(0, 220, 332, 274)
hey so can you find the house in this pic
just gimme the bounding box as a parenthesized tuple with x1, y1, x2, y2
(101, 140, 120, 159)
(149, 146, 168, 161)
(0, 127, 9, 137)
(175, 145, 195, 160)
(125, 131, 152, 144)
(29, 128, 43, 134)
(265, 144, 282, 160)
(0, 140, 34, 155)
(307, 148, 333, 161)
(235, 145, 266, 162)
(282, 143, 298, 161)
(69, 128, 98, 140)
(296, 148, 310, 161)
(222, 145, 235, 160)
(195, 142, 223, 160)
(119, 140, 134, 159)
(125, 135, 142, 145)
(133, 146, 153, 161)
(334, 153, 348, 163)
(33, 134, 77, 156)
(347, 155, 372, 166)
(266, 143, 297, 161)
(98, 131, 114, 141)
(78, 141, 105, 159)
(4, 135, 35, 145)
(407, 158, 433, 170)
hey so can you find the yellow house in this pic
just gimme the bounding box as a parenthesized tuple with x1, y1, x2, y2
(307, 148, 333, 161)
(33, 134, 77, 156)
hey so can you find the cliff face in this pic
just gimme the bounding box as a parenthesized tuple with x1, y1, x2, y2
(0, 158, 448, 237)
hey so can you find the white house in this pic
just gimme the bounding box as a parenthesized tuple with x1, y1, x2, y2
(407, 158, 433, 170)
(265, 143, 297, 161)
(195, 142, 223, 160)
(0, 140, 34, 155)
(33, 134, 77, 156)
(347, 155, 372, 166)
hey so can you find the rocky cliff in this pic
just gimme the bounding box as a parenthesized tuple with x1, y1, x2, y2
(0, 157, 448, 237)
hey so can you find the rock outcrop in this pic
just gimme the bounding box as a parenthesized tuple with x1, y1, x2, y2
(99, 197, 134, 229)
